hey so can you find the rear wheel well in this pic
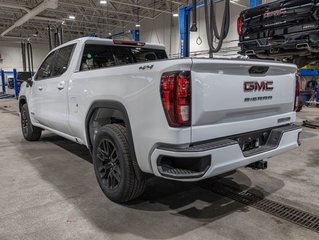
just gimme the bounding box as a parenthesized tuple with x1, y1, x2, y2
(88, 107, 126, 150)
(85, 102, 144, 181)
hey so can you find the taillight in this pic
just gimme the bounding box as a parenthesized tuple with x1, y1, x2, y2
(294, 74, 301, 111)
(237, 16, 243, 35)
(161, 71, 191, 127)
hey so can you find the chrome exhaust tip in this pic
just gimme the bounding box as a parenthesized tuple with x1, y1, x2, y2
(296, 43, 309, 50)
(245, 50, 255, 56)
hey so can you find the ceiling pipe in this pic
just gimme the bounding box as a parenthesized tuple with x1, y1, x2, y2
(0, 35, 25, 40)
(1, 0, 59, 37)
(0, 3, 30, 12)
(59, 2, 154, 20)
(95, 0, 173, 14)
(33, 16, 63, 23)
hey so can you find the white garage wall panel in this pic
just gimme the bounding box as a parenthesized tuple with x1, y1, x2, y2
(140, 2, 246, 57)
(0, 41, 49, 72)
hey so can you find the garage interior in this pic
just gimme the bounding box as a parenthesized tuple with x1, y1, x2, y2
(1, 0, 319, 240)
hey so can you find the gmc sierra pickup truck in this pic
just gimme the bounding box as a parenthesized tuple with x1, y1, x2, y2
(238, 0, 319, 67)
(19, 37, 302, 203)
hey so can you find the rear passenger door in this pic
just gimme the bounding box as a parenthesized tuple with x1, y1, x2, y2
(38, 44, 76, 134)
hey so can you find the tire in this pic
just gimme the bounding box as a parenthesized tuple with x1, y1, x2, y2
(93, 124, 145, 203)
(21, 104, 42, 141)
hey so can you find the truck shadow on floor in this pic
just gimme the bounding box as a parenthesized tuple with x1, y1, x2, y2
(21, 134, 285, 239)
(307, 148, 319, 167)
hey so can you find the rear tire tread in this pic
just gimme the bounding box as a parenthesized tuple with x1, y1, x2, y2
(112, 124, 146, 200)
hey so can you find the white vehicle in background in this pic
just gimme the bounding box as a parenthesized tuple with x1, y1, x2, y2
(19, 37, 302, 203)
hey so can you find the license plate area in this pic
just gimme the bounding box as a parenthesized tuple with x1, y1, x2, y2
(231, 129, 272, 153)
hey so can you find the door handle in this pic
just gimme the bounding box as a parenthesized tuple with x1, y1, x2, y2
(57, 81, 65, 90)
(38, 86, 43, 91)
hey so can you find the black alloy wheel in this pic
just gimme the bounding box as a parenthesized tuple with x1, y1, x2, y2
(96, 139, 121, 190)
(93, 124, 145, 203)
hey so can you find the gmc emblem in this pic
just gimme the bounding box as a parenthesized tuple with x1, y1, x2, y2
(244, 81, 274, 92)
(263, 8, 286, 18)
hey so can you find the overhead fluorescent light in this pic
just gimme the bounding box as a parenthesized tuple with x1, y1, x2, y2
(69, 15, 75, 20)
(135, 24, 141, 27)
(173, 13, 179, 17)
(100, 0, 107, 4)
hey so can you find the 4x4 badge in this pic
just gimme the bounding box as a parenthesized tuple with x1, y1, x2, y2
(139, 65, 154, 70)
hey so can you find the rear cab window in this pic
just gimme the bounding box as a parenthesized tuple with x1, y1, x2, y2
(80, 43, 167, 71)
(131, 48, 167, 62)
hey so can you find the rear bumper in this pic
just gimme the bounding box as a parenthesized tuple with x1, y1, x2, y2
(150, 124, 302, 181)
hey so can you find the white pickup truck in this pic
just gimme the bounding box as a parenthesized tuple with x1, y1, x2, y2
(19, 37, 302, 203)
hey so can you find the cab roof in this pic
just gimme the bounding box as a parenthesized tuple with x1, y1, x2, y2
(52, 37, 166, 52)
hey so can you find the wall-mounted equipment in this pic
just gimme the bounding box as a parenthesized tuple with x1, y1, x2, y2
(21, 41, 34, 74)
(48, 25, 64, 50)
(179, 0, 230, 58)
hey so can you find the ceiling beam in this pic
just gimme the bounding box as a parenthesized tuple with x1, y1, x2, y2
(1, 0, 59, 36)
(59, 2, 154, 20)
(107, 0, 172, 14)
(46, 9, 135, 24)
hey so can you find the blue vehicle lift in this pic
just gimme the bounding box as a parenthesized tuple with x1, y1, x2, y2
(0, 69, 19, 98)
(131, 29, 140, 41)
(179, 0, 263, 58)
(250, 0, 262, 8)
(180, 1, 204, 58)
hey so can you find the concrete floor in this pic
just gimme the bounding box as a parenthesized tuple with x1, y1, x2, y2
(0, 99, 319, 240)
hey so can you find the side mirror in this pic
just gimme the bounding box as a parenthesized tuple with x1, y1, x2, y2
(26, 78, 33, 87)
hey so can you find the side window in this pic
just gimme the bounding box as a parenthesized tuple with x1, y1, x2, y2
(113, 47, 134, 65)
(80, 44, 116, 71)
(35, 51, 56, 80)
(51, 44, 75, 77)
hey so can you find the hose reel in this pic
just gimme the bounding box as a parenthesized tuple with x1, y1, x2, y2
(191, 0, 231, 57)
(204, 0, 230, 57)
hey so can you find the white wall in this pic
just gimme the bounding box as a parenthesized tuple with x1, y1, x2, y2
(140, 11, 180, 57)
(140, 2, 247, 57)
(0, 40, 49, 72)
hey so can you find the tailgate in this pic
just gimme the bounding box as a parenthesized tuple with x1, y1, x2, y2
(241, 0, 317, 39)
(190, 58, 297, 143)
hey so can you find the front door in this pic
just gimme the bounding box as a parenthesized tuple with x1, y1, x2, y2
(32, 44, 76, 135)
(29, 50, 56, 125)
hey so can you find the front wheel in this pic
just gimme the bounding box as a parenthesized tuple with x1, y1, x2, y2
(21, 104, 42, 141)
(93, 124, 145, 203)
